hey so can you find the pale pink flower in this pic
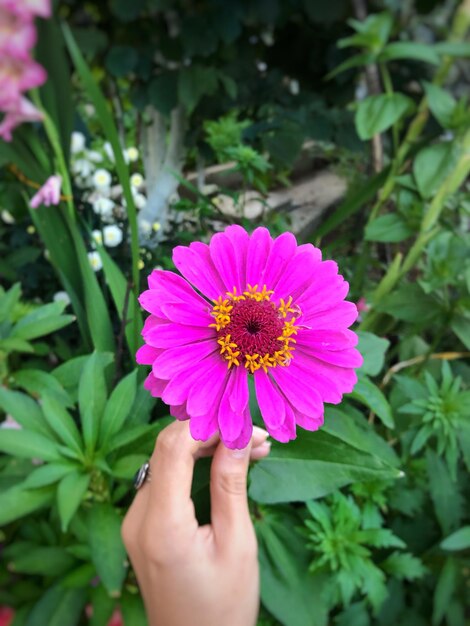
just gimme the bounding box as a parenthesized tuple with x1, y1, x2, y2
(0, 0, 51, 19)
(0, 96, 43, 141)
(30, 174, 62, 208)
(0, 606, 14, 626)
(0, 56, 47, 108)
(0, 415, 21, 429)
(356, 297, 369, 313)
(0, 8, 36, 59)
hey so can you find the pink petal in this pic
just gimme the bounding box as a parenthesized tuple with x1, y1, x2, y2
(246, 227, 272, 287)
(160, 302, 212, 326)
(273, 244, 322, 302)
(152, 339, 218, 379)
(222, 406, 253, 449)
(209, 231, 240, 293)
(270, 364, 324, 417)
(143, 322, 214, 348)
(266, 402, 297, 443)
(299, 346, 363, 368)
(173, 241, 226, 300)
(294, 351, 358, 400)
(218, 372, 245, 443)
(254, 369, 285, 429)
(162, 362, 210, 406)
(303, 301, 358, 330)
(222, 224, 250, 291)
(229, 365, 249, 414)
(294, 408, 324, 432)
(261, 231, 297, 290)
(190, 410, 218, 442)
(186, 357, 228, 416)
(170, 403, 189, 421)
(136, 344, 161, 365)
(297, 329, 358, 350)
(143, 373, 168, 398)
(147, 270, 208, 307)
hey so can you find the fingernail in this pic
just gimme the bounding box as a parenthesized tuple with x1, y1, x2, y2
(258, 441, 271, 454)
(231, 446, 249, 459)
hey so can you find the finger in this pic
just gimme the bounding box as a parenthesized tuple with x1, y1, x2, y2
(145, 420, 211, 528)
(198, 426, 269, 459)
(210, 438, 253, 542)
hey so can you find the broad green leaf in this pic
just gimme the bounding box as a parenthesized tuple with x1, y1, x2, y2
(126, 381, 157, 426)
(433, 558, 457, 625)
(79, 352, 108, 453)
(256, 508, 329, 626)
(25, 585, 86, 626)
(413, 142, 457, 199)
(365, 213, 413, 243)
(450, 313, 470, 349)
(381, 552, 427, 580)
(148, 72, 178, 116)
(10, 546, 76, 576)
(57, 471, 91, 532)
(105, 420, 168, 454)
(13, 369, 73, 407)
(355, 93, 414, 140)
(62, 563, 96, 589)
(434, 42, 470, 57)
(52, 352, 114, 401)
(379, 41, 440, 64)
(112, 454, 148, 479)
(349, 376, 395, 428)
(178, 65, 218, 113)
(249, 430, 400, 504)
(440, 526, 470, 551)
(326, 52, 375, 79)
(0, 429, 61, 461)
(105, 45, 138, 77)
(41, 393, 83, 457)
(99, 370, 138, 446)
(0, 337, 34, 353)
(356, 331, 390, 376)
(0, 485, 54, 525)
(0, 282, 21, 322)
(0, 387, 50, 436)
(426, 449, 463, 535)
(121, 592, 148, 626)
(87, 503, 127, 596)
(89, 584, 116, 626)
(423, 82, 457, 129)
(23, 462, 77, 489)
(12, 301, 74, 340)
(376, 283, 441, 324)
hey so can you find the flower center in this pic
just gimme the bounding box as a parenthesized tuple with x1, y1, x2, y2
(209, 284, 300, 373)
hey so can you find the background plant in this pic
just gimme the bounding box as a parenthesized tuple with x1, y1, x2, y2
(1, 0, 470, 625)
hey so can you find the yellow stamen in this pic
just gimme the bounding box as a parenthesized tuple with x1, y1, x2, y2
(279, 296, 296, 318)
(244, 353, 261, 373)
(259, 353, 274, 373)
(226, 349, 240, 369)
(217, 334, 237, 354)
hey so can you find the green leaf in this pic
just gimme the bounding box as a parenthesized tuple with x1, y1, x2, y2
(121, 592, 148, 626)
(112, 454, 148, 479)
(178, 65, 218, 113)
(356, 331, 390, 376)
(433, 558, 457, 625)
(249, 430, 400, 504)
(349, 376, 395, 428)
(0, 485, 54, 525)
(440, 526, 470, 551)
(57, 471, 91, 532)
(9, 546, 76, 576)
(379, 41, 440, 64)
(13, 369, 73, 407)
(0, 337, 34, 354)
(79, 352, 108, 453)
(12, 301, 74, 340)
(105, 45, 138, 77)
(365, 213, 413, 243)
(0, 282, 21, 322)
(105, 420, 168, 454)
(0, 429, 61, 461)
(381, 551, 427, 581)
(355, 93, 414, 140)
(89, 585, 116, 626)
(52, 352, 114, 400)
(0, 387, 50, 436)
(87, 503, 127, 596)
(376, 283, 441, 324)
(434, 41, 470, 57)
(413, 142, 457, 199)
(25, 585, 86, 626)
(256, 509, 329, 626)
(426, 449, 463, 535)
(423, 82, 457, 129)
(99, 370, 138, 447)
(450, 313, 470, 349)
(40, 393, 84, 457)
(148, 72, 178, 116)
(23, 462, 77, 489)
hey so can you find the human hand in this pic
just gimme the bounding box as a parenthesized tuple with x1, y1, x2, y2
(121, 420, 271, 626)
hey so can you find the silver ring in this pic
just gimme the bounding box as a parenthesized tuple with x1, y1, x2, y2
(133, 462, 151, 490)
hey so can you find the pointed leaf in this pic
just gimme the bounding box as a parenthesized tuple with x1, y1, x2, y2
(99, 370, 138, 447)
(57, 471, 91, 532)
(79, 352, 108, 453)
(41, 393, 84, 457)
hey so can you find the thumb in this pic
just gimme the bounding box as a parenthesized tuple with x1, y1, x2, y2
(210, 438, 253, 542)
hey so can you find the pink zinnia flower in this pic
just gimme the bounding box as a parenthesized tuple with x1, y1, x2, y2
(30, 174, 62, 208)
(0, 0, 51, 19)
(0, 56, 47, 109)
(137, 226, 362, 448)
(0, 7, 37, 59)
(0, 96, 43, 141)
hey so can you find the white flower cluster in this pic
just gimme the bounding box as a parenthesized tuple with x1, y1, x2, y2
(69, 131, 148, 272)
